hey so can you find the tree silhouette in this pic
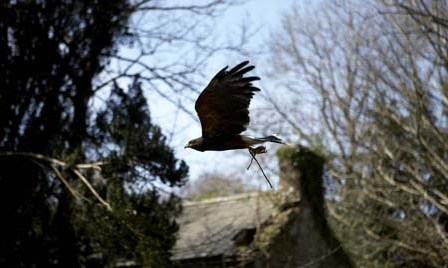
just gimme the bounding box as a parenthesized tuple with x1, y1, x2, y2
(0, 1, 189, 267)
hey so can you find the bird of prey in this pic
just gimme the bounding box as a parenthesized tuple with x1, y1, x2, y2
(185, 61, 284, 154)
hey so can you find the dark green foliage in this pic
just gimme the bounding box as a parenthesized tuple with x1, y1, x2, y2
(95, 80, 188, 187)
(0, 1, 187, 267)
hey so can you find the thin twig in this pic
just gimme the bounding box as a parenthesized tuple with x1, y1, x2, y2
(50, 165, 82, 201)
(247, 150, 273, 189)
(246, 156, 254, 170)
(0, 151, 111, 210)
(0, 151, 66, 166)
(73, 170, 112, 211)
(76, 162, 104, 170)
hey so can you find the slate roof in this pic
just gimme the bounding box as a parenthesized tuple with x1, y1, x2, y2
(171, 192, 276, 261)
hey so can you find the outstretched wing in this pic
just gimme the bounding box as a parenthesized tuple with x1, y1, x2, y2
(195, 61, 260, 138)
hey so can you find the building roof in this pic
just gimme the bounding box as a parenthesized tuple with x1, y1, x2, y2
(171, 192, 277, 261)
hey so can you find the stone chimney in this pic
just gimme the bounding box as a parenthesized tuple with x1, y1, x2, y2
(278, 145, 325, 215)
(275, 145, 353, 268)
(278, 147, 301, 195)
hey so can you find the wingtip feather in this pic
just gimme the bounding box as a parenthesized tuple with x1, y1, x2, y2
(213, 65, 228, 79)
(228, 61, 250, 74)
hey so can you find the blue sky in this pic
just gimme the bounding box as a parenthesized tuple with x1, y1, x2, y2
(96, 0, 331, 189)
(119, 0, 302, 189)
(148, 0, 297, 187)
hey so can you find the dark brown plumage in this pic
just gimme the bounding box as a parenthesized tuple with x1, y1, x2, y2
(185, 61, 284, 152)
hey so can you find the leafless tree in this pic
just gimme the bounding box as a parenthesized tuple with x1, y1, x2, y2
(95, 0, 252, 123)
(266, 0, 448, 266)
(3, 0, 252, 205)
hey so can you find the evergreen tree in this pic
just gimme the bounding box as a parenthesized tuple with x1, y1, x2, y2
(0, 1, 188, 267)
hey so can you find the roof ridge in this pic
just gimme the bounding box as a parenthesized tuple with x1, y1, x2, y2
(183, 191, 262, 206)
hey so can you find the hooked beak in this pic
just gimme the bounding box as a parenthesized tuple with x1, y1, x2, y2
(184, 144, 190, 149)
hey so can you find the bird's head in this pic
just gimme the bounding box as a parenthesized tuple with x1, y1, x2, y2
(184, 137, 204, 151)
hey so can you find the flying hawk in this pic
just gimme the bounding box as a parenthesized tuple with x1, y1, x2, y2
(185, 61, 284, 153)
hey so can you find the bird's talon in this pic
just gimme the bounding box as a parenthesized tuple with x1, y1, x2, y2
(257, 146, 267, 154)
(249, 146, 266, 155)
